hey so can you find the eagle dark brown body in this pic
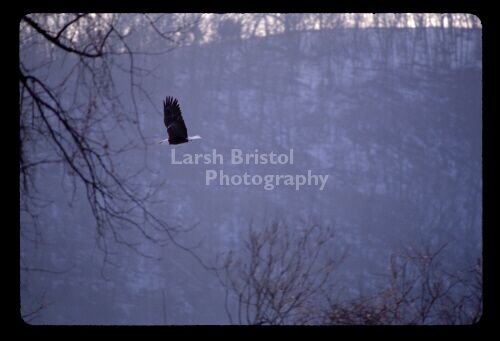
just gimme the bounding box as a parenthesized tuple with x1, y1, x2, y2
(159, 96, 201, 145)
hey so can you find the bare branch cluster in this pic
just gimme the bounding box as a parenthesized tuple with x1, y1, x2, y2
(323, 245, 482, 325)
(218, 222, 482, 325)
(216, 222, 342, 325)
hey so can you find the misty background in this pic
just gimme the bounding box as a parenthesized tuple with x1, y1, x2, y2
(19, 13, 482, 325)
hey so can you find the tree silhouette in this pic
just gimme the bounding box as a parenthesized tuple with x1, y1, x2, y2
(19, 13, 202, 320)
(20, 13, 204, 256)
(216, 222, 344, 325)
(323, 244, 482, 325)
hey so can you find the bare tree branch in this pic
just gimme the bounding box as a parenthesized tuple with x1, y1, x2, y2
(216, 221, 343, 325)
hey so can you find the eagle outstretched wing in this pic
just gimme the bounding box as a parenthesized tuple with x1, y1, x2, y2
(163, 96, 188, 144)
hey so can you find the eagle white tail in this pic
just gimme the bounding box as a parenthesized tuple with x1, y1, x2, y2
(157, 138, 169, 144)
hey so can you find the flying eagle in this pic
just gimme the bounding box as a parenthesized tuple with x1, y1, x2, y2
(158, 96, 201, 145)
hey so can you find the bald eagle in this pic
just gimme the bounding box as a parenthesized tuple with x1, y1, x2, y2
(158, 96, 201, 145)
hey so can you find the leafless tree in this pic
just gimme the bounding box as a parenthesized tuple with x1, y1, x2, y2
(216, 222, 344, 325)
(217, 222, 481, 325)
(323, 243, 482, 325)
(19, 13, 204, 320)
(20, 13, 204, 262)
